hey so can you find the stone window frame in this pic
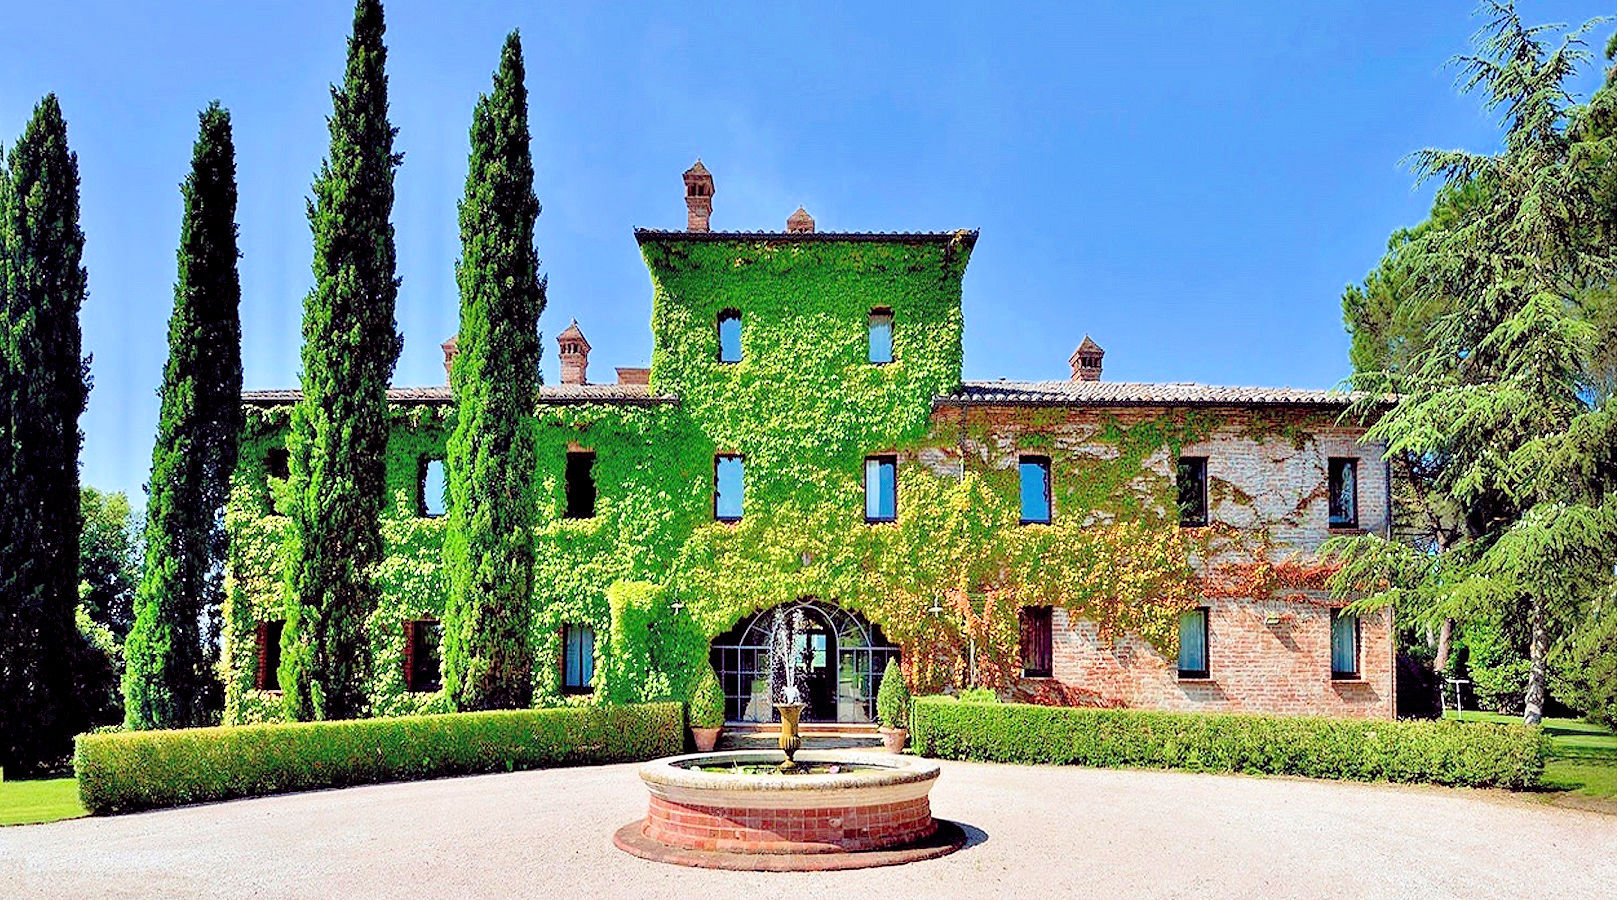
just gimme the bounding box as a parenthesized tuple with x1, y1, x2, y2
(863, 454, 898, 524)
(417, 457, 448, 519)
(1330, 609, 1362, 680)
(564, 449, 597, 520)
(561, 623, 596, 695)
(1018, 455, 1052, 525)
(713, 453, 745, 522)
(867, 307, 895, 365)
(1176, 456, 1209, 528)
(1177, 606, 1210, 680)
(716, 308, 743, 364)
(1020, 605, 1054, 678)
(1327, 457, 1359, 530)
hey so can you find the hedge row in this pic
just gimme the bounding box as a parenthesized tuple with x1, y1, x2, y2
(910, 697, 1546, 789)
(76, 702, 683, 815)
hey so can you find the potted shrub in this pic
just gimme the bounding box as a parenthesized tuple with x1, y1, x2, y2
(689, 665, 726, 752)
(876, 658, 911, 752)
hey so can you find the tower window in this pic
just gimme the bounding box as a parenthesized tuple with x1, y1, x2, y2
(715, 454, 744, 521)
(565, 451, 596, 519)
(419, 459, 448, 518)
(868, 308, 894, 364)
(1176, 457, 1208, 527)
(265, 448, 290, 480)
(717, 309, 742, 363)
(1328, 458, 1359, 529)
(1019, 456, 1052, 525)
(864, 455, 897, 523)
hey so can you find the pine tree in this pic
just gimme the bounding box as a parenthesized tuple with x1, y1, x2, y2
(0, 94, 90, 772)
(122, 102, 242, 730)
(1331, 2, 1617, 724)
(281, 0, 403, 720)
(442, 31, 545, 710)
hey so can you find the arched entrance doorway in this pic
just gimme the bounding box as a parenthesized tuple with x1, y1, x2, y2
(710, 600, 899, 724)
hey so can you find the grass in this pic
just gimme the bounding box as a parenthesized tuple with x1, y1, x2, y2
(1444, 710, 1617, 808)
(0, 777, 87, 826)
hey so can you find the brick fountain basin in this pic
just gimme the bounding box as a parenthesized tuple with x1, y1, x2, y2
(612, 750, 966, 871)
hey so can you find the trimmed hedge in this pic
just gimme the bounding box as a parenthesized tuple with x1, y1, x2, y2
(910, 697, 1546, 789)
(76, 702, 683, 814)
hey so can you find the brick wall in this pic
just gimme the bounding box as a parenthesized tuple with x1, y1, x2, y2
(928, 403, 1394, 719)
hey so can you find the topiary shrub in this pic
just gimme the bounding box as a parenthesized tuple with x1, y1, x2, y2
(689, 665, 726, 729)
(75, 702, 682, 815)
(908, 696, 1546, 789)
(876, 659, 911, 730)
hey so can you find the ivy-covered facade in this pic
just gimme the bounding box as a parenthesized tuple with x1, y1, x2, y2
(222, 165, 1392, 725)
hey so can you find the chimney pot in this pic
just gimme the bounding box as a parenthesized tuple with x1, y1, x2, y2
(441, 335, 459, 383)
(683, 160, 714, 232)
(1069, 335, 1104, 382)
(786, 206, 815, 233)
(557, 319, 591, 385)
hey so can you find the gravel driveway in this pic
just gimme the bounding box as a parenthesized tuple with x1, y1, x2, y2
(3, 759, 1612, 898)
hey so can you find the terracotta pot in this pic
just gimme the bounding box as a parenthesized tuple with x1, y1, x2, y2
(691, 726, 722, 752)
(878, 726, 908, 753)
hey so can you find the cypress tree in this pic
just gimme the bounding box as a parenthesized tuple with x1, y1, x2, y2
(442, 31, 545, 710)
(0, 95, 90, 772)
(122, 103, 242, 729)
(281, 0, 403, 720)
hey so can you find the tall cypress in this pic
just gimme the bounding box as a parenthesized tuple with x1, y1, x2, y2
(443, 32, 544, 710)
(122, 103, 242, 730)
(0, 95, 89, 772)
(281, 0, 403, 720)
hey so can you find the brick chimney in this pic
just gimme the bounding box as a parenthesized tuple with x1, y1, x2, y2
(1069, 335, 1104, 382)
(558, 319, 591, 385)
(683, 160, 713, 232)
(786, 206, 815, 233)
(440, 335, 459, 382)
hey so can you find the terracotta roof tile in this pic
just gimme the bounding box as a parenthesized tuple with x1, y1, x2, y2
(242, 383, 676, 407)
(937, 380, 1376, 408)
(634, 228, 978, 248)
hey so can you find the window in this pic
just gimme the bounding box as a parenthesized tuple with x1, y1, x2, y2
(420, 459, 448, 518)
(1019, 456, 1052, 525)
(1328, 458, 1359, 529)
(256, 620, 284, 691)
(1331, 610, 1360, 679)
(868, 308, 894, 364)
(565, 451, 596, 519)
(717, 308, 742, 363)
(562, 624, 595, 693)
(714, 454, 744, 521)
(1020, 606, 1053, 678)
(265, 448, 290, 480)
(1176, 456, 1208, 527)
(864, 455, 897, 523)
(404, 620, 443, 693)
(1178, 607, 1209, 678)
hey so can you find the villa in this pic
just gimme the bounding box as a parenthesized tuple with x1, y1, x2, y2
(222, 161, 1392, 726)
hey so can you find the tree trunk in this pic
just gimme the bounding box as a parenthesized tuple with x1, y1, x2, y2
(1434, 618, 1454, 673)
(1523, 596, 1548, 726)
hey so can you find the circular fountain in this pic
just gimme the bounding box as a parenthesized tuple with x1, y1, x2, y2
(615, 605, 964, 870)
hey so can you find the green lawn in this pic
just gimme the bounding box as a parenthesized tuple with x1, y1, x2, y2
(1443, 711, 1617, 803)
(0, 778, 87, 826)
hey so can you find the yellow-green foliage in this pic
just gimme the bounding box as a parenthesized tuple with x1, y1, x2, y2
(223, 235, 1268, 719)
(75, 702, 683, 815)
(910, 696, 1548, 789)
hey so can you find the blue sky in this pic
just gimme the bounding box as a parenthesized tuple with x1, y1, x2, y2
(1, 1, 1610, 506)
